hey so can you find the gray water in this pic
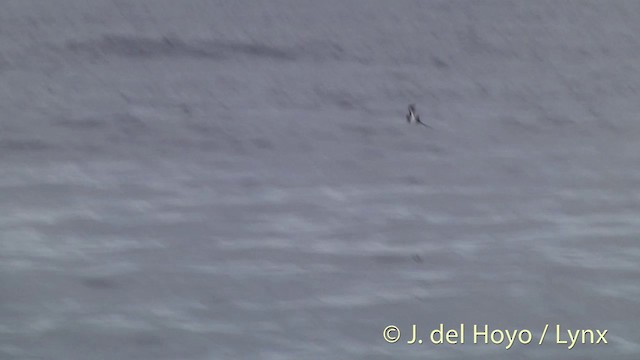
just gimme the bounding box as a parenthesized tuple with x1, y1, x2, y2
(1, 1, 639, 359)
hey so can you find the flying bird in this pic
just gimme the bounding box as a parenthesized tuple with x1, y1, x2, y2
(406, 104, 430, 128)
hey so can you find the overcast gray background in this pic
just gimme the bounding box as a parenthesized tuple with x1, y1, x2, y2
(1, 1, 639, 359)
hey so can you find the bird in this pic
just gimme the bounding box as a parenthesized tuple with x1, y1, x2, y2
(406, 104, 430, 128)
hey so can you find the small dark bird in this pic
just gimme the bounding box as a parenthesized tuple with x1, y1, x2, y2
(406, 104, 430, 128)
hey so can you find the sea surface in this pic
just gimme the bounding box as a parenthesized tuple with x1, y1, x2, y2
(1, 1, 639, 359)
